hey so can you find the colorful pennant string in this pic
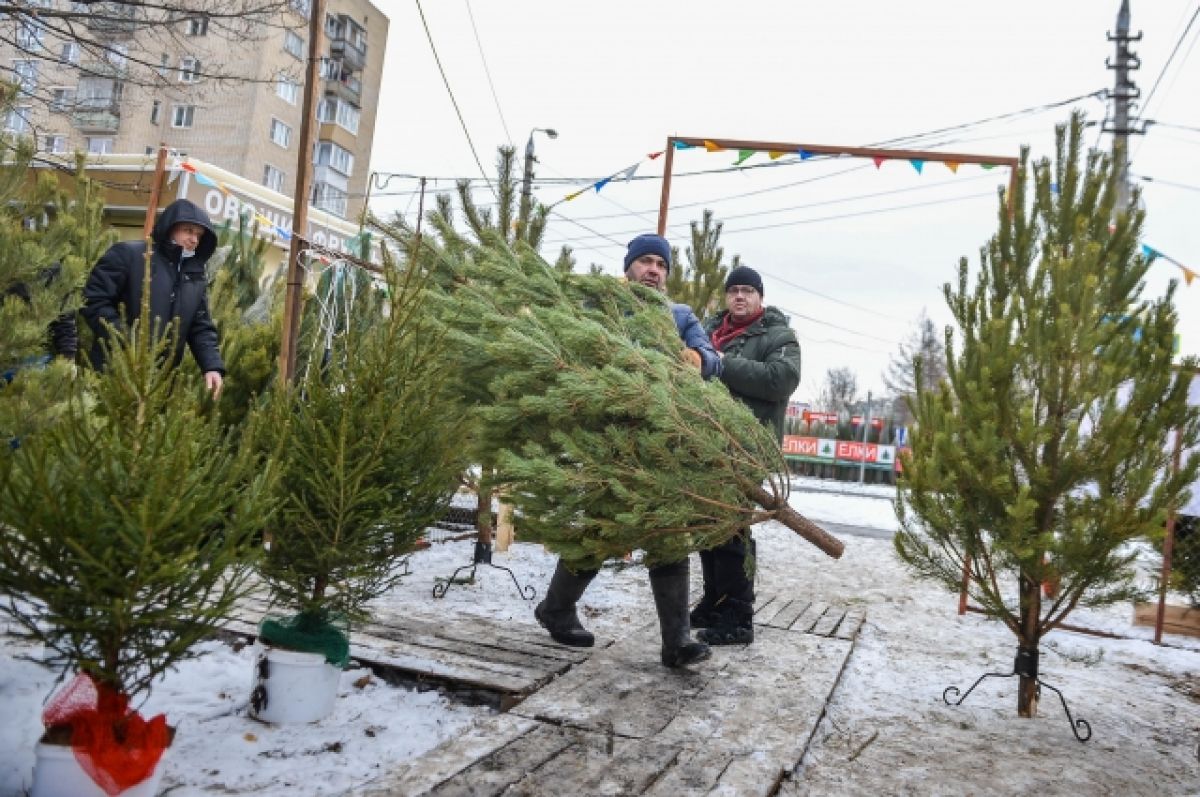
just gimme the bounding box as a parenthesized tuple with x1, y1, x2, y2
(872, 156, 886, 169)
(1142, 243, 1197, 286)
(703, 140, 723, 152)
(734, 149, 755, 166)
(910, 159, 924, 174)
(945, 162, 960, 174)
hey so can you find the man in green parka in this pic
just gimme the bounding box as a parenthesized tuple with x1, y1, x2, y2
(694, 265, 802, 644)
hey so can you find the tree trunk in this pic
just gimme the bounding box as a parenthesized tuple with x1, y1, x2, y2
(745, 483, 844, 559)
(1017, 572, 1041, 717)
(476, 472, 493, 546)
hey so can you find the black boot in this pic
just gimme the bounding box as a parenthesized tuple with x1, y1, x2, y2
(649, 560, 711, 668)
(696, 532, 756, 646)
(689, 550, 720, 629)
(535, 561, 598, 647)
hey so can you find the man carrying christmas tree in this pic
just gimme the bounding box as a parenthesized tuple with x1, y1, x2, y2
(534, 232, 718, 667)
(82, 198, 224, 398)
(694, 265, 801, 645)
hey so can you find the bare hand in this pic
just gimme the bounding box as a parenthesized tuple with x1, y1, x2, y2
(204, 371, 224, 400)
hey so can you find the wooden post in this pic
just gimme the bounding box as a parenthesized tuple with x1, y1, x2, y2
(495, 501, 514, 552)
(656, 137, 676, 235)
(1156, 427, 1186, 644)
(141, 143, 168, 239)
(278, 0, 326, 385)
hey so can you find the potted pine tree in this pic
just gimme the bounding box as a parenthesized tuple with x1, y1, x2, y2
(0, 268, 277, 794)
(251, 257, 466, 723)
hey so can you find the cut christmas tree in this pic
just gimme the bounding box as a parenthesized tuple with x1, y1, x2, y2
(391, 221, 842, 570)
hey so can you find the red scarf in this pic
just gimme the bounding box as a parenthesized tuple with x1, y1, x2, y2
(710, 309, 764, 351)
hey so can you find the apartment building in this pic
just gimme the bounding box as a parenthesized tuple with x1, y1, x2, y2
(1, 0, 387, 220)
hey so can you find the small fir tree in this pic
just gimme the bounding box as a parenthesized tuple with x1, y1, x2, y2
(0, 256, 277, 701)
(257, 256, 467, 637)
(895, 114, 1200, 718)
(665, 209, 740, 317)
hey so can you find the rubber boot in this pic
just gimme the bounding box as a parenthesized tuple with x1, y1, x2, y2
(696, 534, 756, 646)
(689, 549, 719, 629)
(534, 561, 598, 647)
(649, 560, 711, 668)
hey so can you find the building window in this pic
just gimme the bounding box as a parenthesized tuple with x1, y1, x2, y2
(16, 19, 45, 51)
(106, 43, 128, 70)
(150, 99, 160, 124)
(312, 182, 348, 218)
(284, 30, 304, 59)
(269, 118, 292, 148)
(86, 137, 114, 155)
(276, 75, 300, 105)
(171, 104, 195, 128)
(4, 106, 32, 134)
(43, 135, 67, 154)
(314, 141, 354, 177)
(50, 86, 75, 112)
(185, 16, 209, 36)
(178, 56, 200, 83)
(263, 164, 285, 192)
(290, 0, 311, 19)
(60, 42, 80, 65)
(318, 97, 359, 135)
(12, 60, 38, 96)
(158, 53, 170, 77)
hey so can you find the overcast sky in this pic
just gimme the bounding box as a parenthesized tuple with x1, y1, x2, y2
(365, 1, 1200, 406)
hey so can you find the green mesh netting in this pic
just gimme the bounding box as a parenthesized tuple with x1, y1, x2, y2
(258, 611, 350, 668)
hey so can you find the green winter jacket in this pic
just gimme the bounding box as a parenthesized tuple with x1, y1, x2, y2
(704, 306, 801, 441)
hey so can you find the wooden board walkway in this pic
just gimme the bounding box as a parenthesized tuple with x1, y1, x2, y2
(361, 595, 866, 796)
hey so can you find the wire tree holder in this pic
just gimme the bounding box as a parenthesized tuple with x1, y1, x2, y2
(942, 646, 1092, 742)
(433, 482, 535, 601)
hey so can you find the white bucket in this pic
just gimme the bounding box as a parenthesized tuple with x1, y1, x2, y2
(248, 643, 341, 724)
(30, 741, 165, 797)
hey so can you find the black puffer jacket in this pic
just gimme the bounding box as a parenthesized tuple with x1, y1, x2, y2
(704, 306, 801, 441)
(81, 199, 223, 374)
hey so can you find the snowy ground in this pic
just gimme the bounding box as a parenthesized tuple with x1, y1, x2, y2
(3, 479, 1200, 795)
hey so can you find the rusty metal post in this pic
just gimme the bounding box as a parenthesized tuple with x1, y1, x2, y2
(141, 143, 168, 239)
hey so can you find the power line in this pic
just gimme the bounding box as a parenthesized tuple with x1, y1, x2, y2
(414, 0, 496, 199)
(464, 0, 512, 147)
(773, 304, 897, 346)
(1134, 173, 1200, 193)
(1134, 4, 1200, 127)
(757, 270, 910, 324)
(1149, 120, 1200, 135)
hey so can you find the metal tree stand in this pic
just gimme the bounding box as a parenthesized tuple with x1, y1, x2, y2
(942, 646, 1092, 742)
(432, 538, 536, 601)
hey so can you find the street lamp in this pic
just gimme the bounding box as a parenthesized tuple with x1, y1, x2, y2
(519, 127, 557, 235)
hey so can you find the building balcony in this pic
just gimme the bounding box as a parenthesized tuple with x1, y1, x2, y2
(329, 36, 366, 71)
(71, 108, 120, 133)
(323, 74, 361, 104)
(79, 58, 129, 80)
(84, 5, 138, 34)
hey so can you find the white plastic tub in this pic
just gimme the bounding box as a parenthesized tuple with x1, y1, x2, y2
(30, 741, 165, 797)
(248, 643, 341, 724)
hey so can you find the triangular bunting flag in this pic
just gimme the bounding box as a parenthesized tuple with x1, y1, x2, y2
(1184, 268, 1196, 286)
(703, 140, 723, 152)
(194, 172, 217, 188)
(180, 162, 197, 173)
(648, 150, 664, 160)
(945, 162, 960, 173)
(594, 176, 612, 192)
(673, 140, 693, 150)
(734, 149, 755, 166)
(768, 150, 787, 160)
(910, 159, 924, 174)
(873, 156, 886, 169)
(798, 149, 814, 160)
(564, 189, 585, 202)
(1050, 182, 1060, 195)
(619, 163, 639, 181)
(1141, 244, 1159, 261)
(981, 163, 996, 170)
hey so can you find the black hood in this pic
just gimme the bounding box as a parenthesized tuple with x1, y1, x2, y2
(152, 199, 218, 263)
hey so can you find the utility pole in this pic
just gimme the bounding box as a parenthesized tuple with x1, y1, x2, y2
(859, 390, 872, 484)
(1104, 0, 1143, 213)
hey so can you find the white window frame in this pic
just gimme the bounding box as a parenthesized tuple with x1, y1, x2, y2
(263, 163, 285, 192)
(16, 18, 45, 51)
(86, 137, 114, 155)
(60, 42, 80, 65)
(185, 16, 208, 36)
(12, 60, 38, 95)
(171, 104, 195, 128)
(42, 135, 68, 154)
(269, 117, 292, 148)
(314, 141, 354, 177)
(318, 97, 359, 135)
(275, 75, 300, 105)
(4, 105, 32, 134)
(178, 56, 200, 84)
(49, 86, 75, 112)
(284, 30, 304, 59)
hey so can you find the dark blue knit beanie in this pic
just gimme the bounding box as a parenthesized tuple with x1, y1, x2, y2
(725, 265, 764, 296)
(623, 233, 671, 273)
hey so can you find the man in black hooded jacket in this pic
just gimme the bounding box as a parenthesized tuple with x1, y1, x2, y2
(81, 198, 224, 397)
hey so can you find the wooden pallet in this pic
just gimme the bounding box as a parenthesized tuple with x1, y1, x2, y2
(221, 596, 601, 708)
(755, 593, 866, 640)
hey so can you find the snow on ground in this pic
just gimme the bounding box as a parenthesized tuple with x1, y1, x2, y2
(3, 482, 1200, 795)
